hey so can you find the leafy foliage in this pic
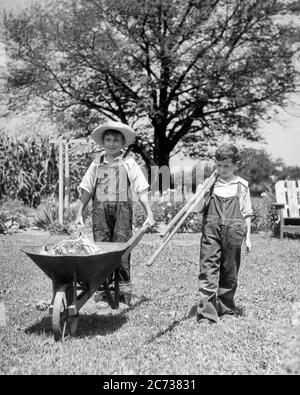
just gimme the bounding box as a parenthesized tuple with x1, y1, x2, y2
(251, 196, 280, 235)
(0, 212, 8, 234)
(276, 165, 300, 180)
(0, 209, 30, 234)
(3, 0, 298, 168)
(0, 136, 58, 207)
(133, 188, 202, 233)
(238, 148, 300, 196)
(1, 137, 299, 236)
(0, 136, 92, 207)
(238, 148, 281, 196)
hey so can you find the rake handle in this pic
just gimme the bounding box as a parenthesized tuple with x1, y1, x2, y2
(147, 171, 218, 267)
(159, 171, 217, 238)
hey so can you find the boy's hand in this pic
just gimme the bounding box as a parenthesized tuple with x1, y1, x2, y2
(143, 215, 155, 228)
(76, 215, 85, 228)
(244, 237, 252, 254)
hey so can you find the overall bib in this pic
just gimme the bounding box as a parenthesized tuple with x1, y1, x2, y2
(197, 183, 247, 322)
(92, 156, 133, 282)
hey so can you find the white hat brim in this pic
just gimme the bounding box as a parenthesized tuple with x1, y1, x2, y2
(91, 121, 136, 147)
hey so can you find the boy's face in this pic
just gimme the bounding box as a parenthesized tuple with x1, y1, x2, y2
(103, 132, 125, 156)
(216, 158, 238, 180)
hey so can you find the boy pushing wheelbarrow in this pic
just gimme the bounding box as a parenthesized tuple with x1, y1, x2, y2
(76, 121, 155, 304)
(23, 121, 154, 341)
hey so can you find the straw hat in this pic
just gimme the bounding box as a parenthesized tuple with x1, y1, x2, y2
(91, 121, 136, 147)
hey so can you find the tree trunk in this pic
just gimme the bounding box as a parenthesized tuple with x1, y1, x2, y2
(153, 132, 171, 193)
(133, 125, 172, 193)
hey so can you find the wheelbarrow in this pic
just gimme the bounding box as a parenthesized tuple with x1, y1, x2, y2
(22, 225, 149, 341)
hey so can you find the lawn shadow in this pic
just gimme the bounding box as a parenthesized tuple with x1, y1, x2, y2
(24, 313, 128, 339)
(76, 313, 128, 338)
(25, 316, 53, 337)
(77, 294, 151, 338)
(120, 294, 152, 313)
(25, 294, 151, 339)
(146, 304, 198, 344)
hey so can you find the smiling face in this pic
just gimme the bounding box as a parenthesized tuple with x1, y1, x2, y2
(215, 158, 238, 181)
(102, 130, 125, 157)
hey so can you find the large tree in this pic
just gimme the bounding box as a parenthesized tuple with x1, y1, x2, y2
(3, 0, 297, 169)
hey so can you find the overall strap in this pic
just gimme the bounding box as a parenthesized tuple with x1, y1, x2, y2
(99, 153, 105, 164)
(92, 176, 98, 202)
(92, 154, 105, 201)
(208, 174, 218, 198)
(122, 148, 130, 159)
(204, 182, 215, 207)
(236, 182, 242, 198)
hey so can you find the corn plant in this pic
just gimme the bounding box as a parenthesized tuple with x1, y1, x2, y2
(0, 136, 92, 207)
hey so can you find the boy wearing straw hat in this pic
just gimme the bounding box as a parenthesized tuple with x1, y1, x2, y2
(76, 121, 155, 303)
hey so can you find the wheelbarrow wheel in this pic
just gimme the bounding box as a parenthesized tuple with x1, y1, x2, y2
(52, 285, 78, 341)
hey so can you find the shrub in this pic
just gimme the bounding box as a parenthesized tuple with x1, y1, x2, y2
(32, 196, 78, 234)
(48, 222, 74, 235)
(32, 208, 56, 229)
(133, 188, 203, 233)
(13, 213, 31, 229)
(251, 195, 279, 235)
(0, 197, 33, 231)
(0, 212, 8, 234)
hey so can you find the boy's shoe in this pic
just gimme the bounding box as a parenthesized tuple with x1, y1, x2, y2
(196, 314, 217, 325)
(94, 282, 133, 305)
(119, 281, 133, 305)
(119, 293, 132, 305)
(94, 283, 113, 303)
(94, 291, 132, 305)
(221, 306, 245, 318)
(196, 306, 218, 324)
(232, 306, 245, 317)
(94, 290, 107, 303)
(196, 302, 218, 323)
(119, 285, 133, 305)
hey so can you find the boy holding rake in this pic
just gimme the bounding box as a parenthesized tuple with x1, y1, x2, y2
(197, 144, 252, 323)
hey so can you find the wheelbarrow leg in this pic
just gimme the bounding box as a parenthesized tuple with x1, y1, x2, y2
(103, 280, 117, 309)
(114, 268, 120, 309)
(49, 275, 58, 315)
(52, 284, 78, 342)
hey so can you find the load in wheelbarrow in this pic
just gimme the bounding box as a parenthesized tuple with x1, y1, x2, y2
(22, 225, 149, 341)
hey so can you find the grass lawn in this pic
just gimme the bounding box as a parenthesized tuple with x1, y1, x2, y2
(0, 230, 299, 375)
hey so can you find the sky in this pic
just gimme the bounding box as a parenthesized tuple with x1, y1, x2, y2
(1, 0, 300, 167)
(0, 0, 33, 11)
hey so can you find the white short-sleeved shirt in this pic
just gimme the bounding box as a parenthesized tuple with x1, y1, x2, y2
(79, 152, 149, 202)
(212, 176, 252, 218)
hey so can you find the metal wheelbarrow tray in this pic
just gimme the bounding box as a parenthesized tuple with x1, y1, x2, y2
(22, 225, 148, 341)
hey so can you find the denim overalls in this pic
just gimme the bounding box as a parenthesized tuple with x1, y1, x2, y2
(197, 182, 247, 322)
(92, 154, 133, 282)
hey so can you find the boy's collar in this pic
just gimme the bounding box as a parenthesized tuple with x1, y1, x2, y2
(218, 176, 239, 184)
(100, 150, 126, 164)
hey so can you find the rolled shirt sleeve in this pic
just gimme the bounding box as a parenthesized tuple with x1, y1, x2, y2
(126, 158, 149, 197)
(241, 184, 252, 218)
(79, 161, 98, 195)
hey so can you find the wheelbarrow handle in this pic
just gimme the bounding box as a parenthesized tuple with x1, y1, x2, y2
(123, 224, 150, 258)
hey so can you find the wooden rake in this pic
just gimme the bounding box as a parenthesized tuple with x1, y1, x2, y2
(147, 170, 218, 267)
